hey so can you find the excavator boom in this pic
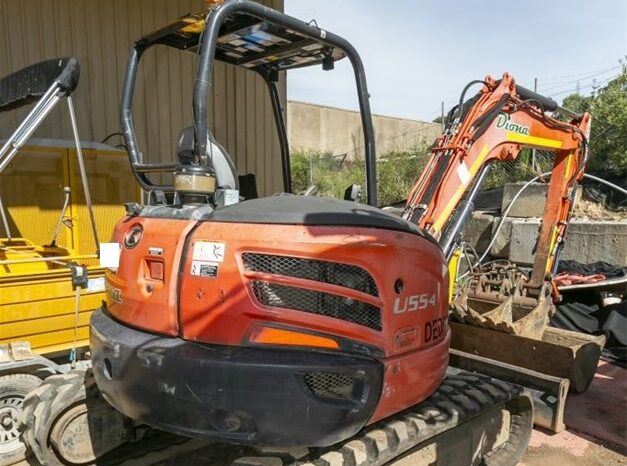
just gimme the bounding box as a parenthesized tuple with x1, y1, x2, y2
(404, 74, 591, 291)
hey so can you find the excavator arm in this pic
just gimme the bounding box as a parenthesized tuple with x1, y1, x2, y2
(403, 73, 592, 292)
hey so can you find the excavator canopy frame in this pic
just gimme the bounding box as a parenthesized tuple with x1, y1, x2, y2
(121, 0, 378, 205)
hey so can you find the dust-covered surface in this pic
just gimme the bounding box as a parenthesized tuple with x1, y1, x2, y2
(573, 198, 627, 221)
(521, 441, 625, 466)
(521, 360, 626, 466)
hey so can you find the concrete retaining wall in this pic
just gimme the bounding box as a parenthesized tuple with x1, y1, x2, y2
(287, 101, 441, 159)
(463, 213, 627, 266)
(501, 182, 582, 218)
(463, 182, 627, 266)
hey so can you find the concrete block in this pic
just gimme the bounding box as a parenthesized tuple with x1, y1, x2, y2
(505, 219, 627, 266)
(561, 220, 627, 266)
(502, 182, 582, 218)
(507, 218, 541, 265)
(490, 216, 519, 259)
(461, 211, 495, 254)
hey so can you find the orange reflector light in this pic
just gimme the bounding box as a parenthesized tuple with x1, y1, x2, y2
(250, 327, 340, 350)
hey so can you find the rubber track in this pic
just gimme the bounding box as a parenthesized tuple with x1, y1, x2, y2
(19, 369, 195, 466)
(232, 369, 532, 466)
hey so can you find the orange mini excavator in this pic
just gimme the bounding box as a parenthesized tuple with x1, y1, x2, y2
(20, 2, 591, 465)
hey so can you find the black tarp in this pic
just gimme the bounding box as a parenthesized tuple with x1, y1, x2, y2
(557, 260, 627, 279)
(552, 296, 626, 363)
(551, 260, 626, 363)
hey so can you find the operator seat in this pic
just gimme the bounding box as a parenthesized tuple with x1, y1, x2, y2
(177, 127, 239, 190)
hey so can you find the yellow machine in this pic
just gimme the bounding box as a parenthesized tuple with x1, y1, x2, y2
(1, 140, 136, 354)
(0, 57, 136, 462)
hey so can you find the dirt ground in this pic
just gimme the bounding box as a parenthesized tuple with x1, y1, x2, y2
(521, 431, 626, 466)
(520, 360, 626, 466)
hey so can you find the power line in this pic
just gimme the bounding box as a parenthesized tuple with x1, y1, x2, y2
(425, 64, 623, 121)
(537, 67, 622, 92)
(532, 65, 622, 84)
(548, 74, 619, 97)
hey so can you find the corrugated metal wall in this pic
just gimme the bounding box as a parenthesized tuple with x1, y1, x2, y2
(0, 0, 285, 196)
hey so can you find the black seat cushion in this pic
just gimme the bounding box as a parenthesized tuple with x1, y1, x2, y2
(207, 194, 437, 244)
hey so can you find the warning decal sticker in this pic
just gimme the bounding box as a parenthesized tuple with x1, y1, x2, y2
(193, 241, 226, 263)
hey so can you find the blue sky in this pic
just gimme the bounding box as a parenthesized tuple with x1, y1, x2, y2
(285, 0, 627, 121)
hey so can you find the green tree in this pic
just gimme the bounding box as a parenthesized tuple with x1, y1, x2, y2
(562, 93, 591, 115)
(562, 68, 627, 171)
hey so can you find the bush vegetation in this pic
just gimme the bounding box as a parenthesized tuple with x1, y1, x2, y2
(291, 144, 431, 206)
(291, 144, 541, 206)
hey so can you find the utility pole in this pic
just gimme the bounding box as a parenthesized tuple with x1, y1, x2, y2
(441, 101, 444, 131)
(531, 77, 537, 172)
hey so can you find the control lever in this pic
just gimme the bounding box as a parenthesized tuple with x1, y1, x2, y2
(49, 187, 71, 247)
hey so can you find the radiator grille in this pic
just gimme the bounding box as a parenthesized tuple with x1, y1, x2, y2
(242, 253, 378, 297)
(304, 372, 356, 401)
(251, 281, 382, 331)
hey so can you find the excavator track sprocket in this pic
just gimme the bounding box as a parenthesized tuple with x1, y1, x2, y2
(20, 368, 134, 466)
(232, 369, 533, 466)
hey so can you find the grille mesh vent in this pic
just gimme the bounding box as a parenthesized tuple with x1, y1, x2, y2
(242, 253, 378, 297)
(251, 281, 382, 331)
(304, 372, 356, 401)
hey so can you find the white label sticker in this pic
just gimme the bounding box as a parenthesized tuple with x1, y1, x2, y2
(223, 189, 239, 206)
(99, 243, 121, 268)
(87, 277, 106, 293)
(193, 241, 226, 263)
(191, 260, 219, 278)
(456, 161, 470, 185)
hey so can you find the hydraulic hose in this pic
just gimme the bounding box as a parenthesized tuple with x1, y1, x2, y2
(478, 172, 627, 264)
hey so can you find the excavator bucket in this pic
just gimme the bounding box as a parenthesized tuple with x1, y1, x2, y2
(450, 263, 554, 339)
(451, 284, 553, 339)
(449, 260, 604, 429)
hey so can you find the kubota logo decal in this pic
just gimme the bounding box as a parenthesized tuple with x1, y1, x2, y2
(105, 281, 122, 304)
(495, 113, 530, 135)
(124, 224, 143, 249)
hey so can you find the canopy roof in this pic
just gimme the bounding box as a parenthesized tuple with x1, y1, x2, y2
(138, 11, 347, 72)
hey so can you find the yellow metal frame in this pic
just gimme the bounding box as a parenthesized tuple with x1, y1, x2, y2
(1, 142, 139, 355)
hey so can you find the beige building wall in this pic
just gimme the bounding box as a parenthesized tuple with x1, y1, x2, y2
(287, 101, 441, 159)
(0, 0, 285, 196)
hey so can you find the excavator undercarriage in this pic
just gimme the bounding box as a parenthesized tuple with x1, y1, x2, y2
(21, 367, 533, 466)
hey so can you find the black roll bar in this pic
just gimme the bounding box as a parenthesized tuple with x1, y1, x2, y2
(260, 72, 292, 193)
(121, 0, 378, 205)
